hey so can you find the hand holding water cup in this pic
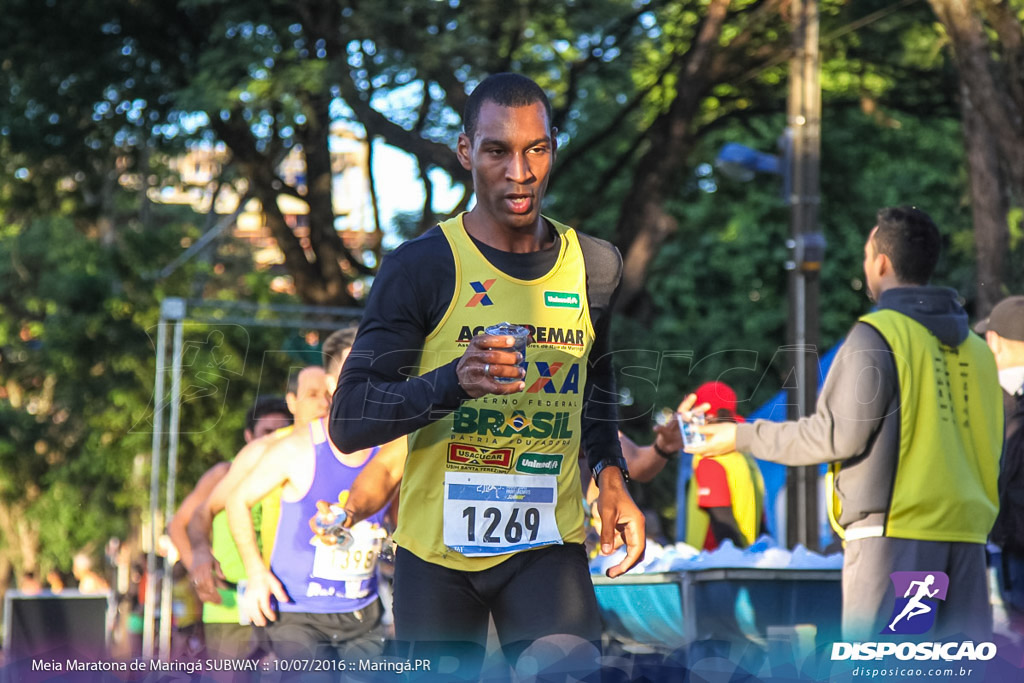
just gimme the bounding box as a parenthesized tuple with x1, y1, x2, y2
(679, 390, 739, 457)
(310, 500, 354, 550)
(677, 392, 712, 448)
(455, 322, 530, 397)
(652, 393, 712, 453)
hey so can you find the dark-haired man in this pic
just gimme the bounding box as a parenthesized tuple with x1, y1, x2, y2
(330, 72, 645, 677)
(170, 394, 293, 572)
(180, 366, 330, 660)
(691, 207, 1003, 641)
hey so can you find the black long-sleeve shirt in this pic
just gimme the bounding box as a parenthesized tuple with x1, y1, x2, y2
(329, 221, 624, 473)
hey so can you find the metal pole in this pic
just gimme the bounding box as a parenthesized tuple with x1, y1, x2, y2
(785, 0, 822, 551)
(159, 318, 185, 658)
(143, 318, 168, 659)
(803, 0, 823, 550)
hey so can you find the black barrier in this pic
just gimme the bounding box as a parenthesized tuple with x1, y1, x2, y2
(2, 590, 109, 666)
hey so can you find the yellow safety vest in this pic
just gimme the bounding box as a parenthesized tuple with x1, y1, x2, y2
(685, 451, 764, 549)
(827, 310, 1002, 543)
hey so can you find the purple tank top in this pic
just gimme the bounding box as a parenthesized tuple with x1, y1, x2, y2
(269, 419, 389, 614)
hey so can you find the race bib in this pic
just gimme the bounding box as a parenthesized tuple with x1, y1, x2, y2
(443, 472, 561, 557)
(309, 522, 383, 593)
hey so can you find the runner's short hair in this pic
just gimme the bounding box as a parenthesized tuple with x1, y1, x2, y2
(246, 395, 291, 433)
(322, 325, 359, 377)
(464, 73, 553, 141)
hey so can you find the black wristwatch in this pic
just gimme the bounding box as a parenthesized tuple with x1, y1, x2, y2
(592, 456, 630, 486)
(653, 441, 677, 460)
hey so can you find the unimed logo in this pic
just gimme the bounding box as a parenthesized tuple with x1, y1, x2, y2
(515, 452, 563, 475)
(544, 290, 580, 308)
(884, 571, 949, 635)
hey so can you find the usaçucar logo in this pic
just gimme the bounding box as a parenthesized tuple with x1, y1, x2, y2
(447, 443, 515, 470)
(883, 571, 950, 635)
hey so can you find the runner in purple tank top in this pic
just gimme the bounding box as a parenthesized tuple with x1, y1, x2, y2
(225, 326, 405, 670)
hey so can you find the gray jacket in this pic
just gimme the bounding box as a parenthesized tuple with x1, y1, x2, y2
(736, 286, 972, 535)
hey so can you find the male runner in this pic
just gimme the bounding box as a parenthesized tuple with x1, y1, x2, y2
(169, 395, 290, 572)
(226, 327, 402, 665)
(330, 73, 645, 677)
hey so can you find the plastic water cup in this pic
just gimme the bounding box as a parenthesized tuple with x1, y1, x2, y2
(485, 322, 529, 384)
(655, 408, 675, 427)
(314, 504, 354, 550)
(678, 411, 706, 448)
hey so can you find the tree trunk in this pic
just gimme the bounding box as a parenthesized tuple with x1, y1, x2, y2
(929, 0, 1024, 313)
(299, 92, 370, 302)
(961, 97, 1008, 316)
(613, 0, 734, 312)
(213, 112, 357, 306)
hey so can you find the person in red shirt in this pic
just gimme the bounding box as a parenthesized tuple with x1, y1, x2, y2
(619, 381, 766, 549)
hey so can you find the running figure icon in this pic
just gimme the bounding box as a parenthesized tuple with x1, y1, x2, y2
(888, 574, 940, 631)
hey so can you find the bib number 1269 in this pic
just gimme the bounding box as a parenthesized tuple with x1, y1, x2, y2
(462, 506, 541, 544)
(443, 472, 561, 556)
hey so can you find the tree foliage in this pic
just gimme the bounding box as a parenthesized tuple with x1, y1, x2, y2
(0, 197, 304, 583)
(2, 0, 1022, 563)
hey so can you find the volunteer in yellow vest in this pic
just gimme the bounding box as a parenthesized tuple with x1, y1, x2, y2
(681, 382, 764, 550)
(176, 367, 330, 658)
(689, 207, 1003, 641)
(331, 73, 645, 679)
(685, 448, 764, 551)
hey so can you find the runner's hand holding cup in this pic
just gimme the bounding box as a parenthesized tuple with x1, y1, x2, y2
(456, 323, 530, 397)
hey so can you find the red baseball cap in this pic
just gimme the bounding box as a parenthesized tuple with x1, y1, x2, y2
(693, 381, 745, 423)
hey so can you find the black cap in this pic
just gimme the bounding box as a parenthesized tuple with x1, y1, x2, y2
(975, 295, 1024, 342)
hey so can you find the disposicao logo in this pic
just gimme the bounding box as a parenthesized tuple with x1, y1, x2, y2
(884, 571, 948, 635)
(830, 569, 997, 664)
